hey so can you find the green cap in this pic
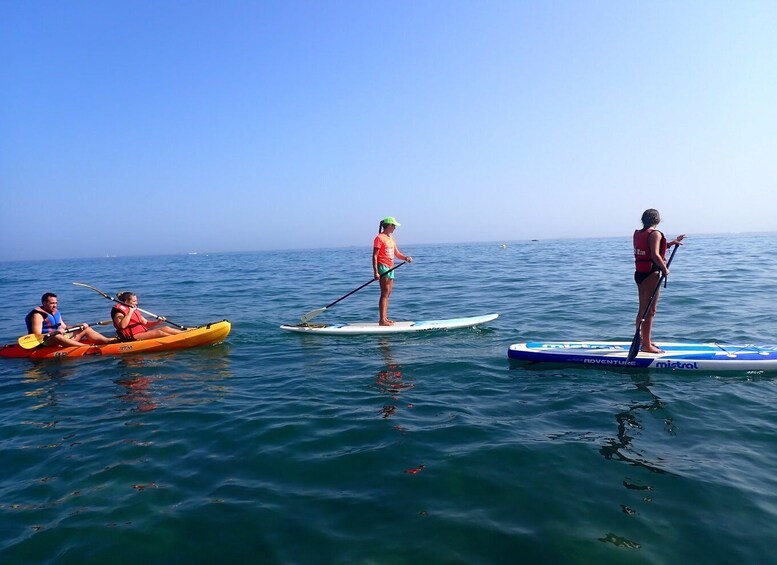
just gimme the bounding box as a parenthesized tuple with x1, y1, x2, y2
(382, 216, 401, 226)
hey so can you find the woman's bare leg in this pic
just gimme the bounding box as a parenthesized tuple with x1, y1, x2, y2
(379, 277, 394, 325)
(637, 273, 662, 353)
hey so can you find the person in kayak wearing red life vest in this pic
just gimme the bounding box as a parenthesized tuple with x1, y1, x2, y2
(634, 209, 686, 354)
(373, 216, 413, 326)
(26, 292, 115, 347)
(111, 291, 183, 340)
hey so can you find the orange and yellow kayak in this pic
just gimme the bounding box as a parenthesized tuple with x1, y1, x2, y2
(0, 320, 231, 359)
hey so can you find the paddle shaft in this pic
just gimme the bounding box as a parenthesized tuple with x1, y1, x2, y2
(626, 244, 680, 362)
(17, 320, 112, 349)
(300, 262, 407, 322)
(325, 261, 407, 309)
(72, 282, 187, 330)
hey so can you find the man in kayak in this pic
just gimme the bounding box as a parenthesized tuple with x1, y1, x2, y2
(112, 291, 182, 340)
(25, 292, 115, 347)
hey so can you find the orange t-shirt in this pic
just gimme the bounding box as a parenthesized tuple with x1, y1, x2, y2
(373, 233, 395, 267)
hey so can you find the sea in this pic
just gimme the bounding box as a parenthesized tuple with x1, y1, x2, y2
(1, 233, 776, 564)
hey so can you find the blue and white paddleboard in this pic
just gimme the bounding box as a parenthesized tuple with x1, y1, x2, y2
(281, 313, 498, 335)
(508, 341, 777, 372)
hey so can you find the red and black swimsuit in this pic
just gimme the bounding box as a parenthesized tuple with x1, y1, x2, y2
(633, 228, 666, 284)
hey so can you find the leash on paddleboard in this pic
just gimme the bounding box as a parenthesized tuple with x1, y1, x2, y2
(626, 245, 680, 362)
(299, 262, 407, 323)
(72, 282, 188, 330)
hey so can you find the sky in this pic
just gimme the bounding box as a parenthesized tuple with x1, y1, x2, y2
(1, 1, 776, 261)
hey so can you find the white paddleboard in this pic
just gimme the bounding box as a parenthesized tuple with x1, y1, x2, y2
(281, 313, 499, 335)
(508, 341, 777, 372)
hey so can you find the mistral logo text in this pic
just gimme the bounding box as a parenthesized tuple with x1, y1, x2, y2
(653, 360, 699, 370)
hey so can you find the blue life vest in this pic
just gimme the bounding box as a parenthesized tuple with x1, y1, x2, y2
(25, 308, 62, 334)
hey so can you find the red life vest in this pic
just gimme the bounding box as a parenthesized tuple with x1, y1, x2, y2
(112, 304, 148, 339)
(633, 228, 666, 272)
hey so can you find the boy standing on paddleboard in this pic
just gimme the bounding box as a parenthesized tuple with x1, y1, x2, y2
(373, 217, 412, 326)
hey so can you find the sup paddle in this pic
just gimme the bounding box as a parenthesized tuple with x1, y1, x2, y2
(300, 261, 407, 323)
(17, 320, 113, 349)
(626, 244, 680, 362)
(72, 282, 188, 330)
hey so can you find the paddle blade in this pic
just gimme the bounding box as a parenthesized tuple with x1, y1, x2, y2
(626, 329, 641, 362)
(72, 281, 110, 298)
(17, 333, 46, 349)
(300, 307, 326, 323)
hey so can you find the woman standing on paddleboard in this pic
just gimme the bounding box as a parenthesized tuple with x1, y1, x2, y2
(633, 209, 685, 353)
(373, 216, 412, 326)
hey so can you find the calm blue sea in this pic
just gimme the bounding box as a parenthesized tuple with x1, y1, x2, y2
(1, 233, 776, 563)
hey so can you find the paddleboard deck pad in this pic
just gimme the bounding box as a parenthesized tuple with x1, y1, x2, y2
(508, 341, 777, 372)
(281, 313, 498, 335)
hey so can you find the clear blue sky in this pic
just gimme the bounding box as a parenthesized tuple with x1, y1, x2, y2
(2, 1, 776, 261)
